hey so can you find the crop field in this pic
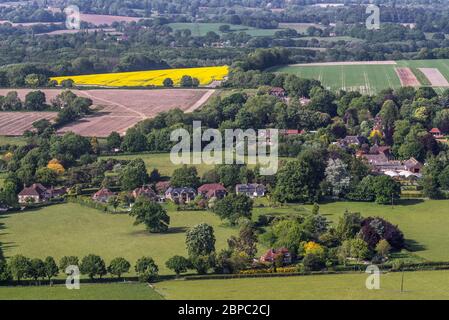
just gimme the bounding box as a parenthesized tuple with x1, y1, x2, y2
(271, 59, 449, 94)
(0, 112, 57, 136)
(51, 66, 229, 88)
(0, 203, 238, 275)
(156, 270, 449, 300)
(168, 23, 283, 37)
(0, 89, 214, 137)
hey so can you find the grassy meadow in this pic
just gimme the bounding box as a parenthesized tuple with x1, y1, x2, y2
(156, 270, 449, 300)
(167, 22, 283, 37)
(0, 282, 163, 300)
(0, 203, 238, 274)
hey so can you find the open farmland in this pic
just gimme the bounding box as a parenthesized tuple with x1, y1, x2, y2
(51, 66, 229, 88)
(0, 112, 56, 136)
(80, 13, 142, 26)
(271, 59, 449, 93)
(0, 89, 214, 137)
(167, 22, 283, 37)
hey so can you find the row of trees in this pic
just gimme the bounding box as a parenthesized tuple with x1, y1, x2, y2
(0, 254, 159, 284)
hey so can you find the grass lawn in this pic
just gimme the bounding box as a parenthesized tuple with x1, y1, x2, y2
(304, 199, 449, 262)
(0, 135, 27, 146)
(0, 282, 163, 300)
(0, 203, 237, 274)
(167, 22, 283, 37)
(100, 152, 289, 177)
(155, 270, 449, 300)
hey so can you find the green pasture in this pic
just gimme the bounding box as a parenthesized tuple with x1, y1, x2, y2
(0, 203, 237, 274)
(167, 23, 282, 37)
(156, 270, 449, 300)
(0, 282, 163, 300)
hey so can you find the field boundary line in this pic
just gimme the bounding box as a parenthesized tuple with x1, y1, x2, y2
(185, 89, 215, 113)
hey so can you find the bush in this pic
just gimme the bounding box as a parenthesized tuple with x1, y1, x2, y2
(302, 253, 325, 271)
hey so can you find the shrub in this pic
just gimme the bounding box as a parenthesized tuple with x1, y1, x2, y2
(302, 253, 325, 271)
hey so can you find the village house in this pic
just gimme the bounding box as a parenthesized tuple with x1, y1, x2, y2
(280, 129, 306, 137)
(198, 183, 227, 199)
(299, 97, 311, 106)
(92, 188, 115, 203)
(338, 135, 368, 148)
(165, 187, 197, 203)
(359, 146, 423, 177)
(260, 248, 292, 265)
(430, 128, 445, 140)
(269, 87, 286, 99)
(132, 185, 157, 200)
(235, 184, 266, 198)
(18, 184, 66, 205)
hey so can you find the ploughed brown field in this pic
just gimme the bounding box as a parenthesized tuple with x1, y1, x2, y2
(395, 67, 420, 87)
(0, 89, 214, 137)
(418, 68, 449, 87)
(0, 112, 56, 136)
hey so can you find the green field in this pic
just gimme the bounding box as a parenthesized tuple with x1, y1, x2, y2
(0, 282, 163, 300)
(167, 23, 283, 37)
(0, 135, 27, 146)
(100, 152, 288, 177)
(270, 59, 449, 94)
(156, 270, 449, 300)
(0, 203, 237, 274)
(304, 200, 449, 262)
(254, 198, 449, 262)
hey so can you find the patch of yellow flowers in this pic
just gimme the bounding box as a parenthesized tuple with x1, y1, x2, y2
(51, 66, 229, 87)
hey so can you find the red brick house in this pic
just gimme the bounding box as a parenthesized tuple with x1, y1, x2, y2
(430, 128, 444, 139)
(92, 188, 115, 203)
(132, 185, 157, 200)
(198, 183, 227, 199)
(269, 87, 286, 98)
(260, 248, 292, 265)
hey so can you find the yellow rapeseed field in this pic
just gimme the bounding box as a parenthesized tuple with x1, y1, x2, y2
(51, 66, 229, 87)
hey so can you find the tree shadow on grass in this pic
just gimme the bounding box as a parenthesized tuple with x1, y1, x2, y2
(128, 226, 188, 236)
(394, 199, 425, 206)
(404, 239, 427, 253)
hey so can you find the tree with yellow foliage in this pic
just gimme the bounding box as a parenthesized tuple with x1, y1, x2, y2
(2, 152, 13, 161)
(47, 159, 65, 174)
(302, 241, 325, 256)
(369, 129, 382, 144)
